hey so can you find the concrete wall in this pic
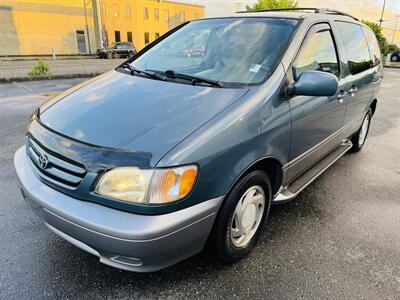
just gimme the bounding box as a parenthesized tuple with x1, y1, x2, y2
(0, 0, 99, 55)
(0, 0, 204, 56)
(99, 0, 204, 50)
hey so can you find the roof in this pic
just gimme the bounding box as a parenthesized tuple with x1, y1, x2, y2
(234, 11, 307, 19)
(233, 8, 358, 21)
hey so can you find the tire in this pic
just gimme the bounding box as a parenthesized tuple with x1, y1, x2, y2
(391, 54, 399, 62)
(350, 108, 372, 152)
(210, 170, 272, 264)
(128, 51, 134, 58)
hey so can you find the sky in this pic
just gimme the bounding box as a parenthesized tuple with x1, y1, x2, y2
(173, 0, 400, 44)
(173, 0, 400, 16)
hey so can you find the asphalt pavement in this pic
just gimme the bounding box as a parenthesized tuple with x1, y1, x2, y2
(0, 69, 399, 299)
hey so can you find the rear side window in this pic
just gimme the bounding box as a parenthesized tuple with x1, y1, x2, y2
(293, 27, 339, 79)
(335, 21, 372, 74)
(363, 27, 382, 66)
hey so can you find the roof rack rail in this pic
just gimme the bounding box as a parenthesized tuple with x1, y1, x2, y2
(236, 7, 359, 21)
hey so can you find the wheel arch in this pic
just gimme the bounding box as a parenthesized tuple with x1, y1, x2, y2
(370, 99, 377, 116)
(227, 156, 284, 198)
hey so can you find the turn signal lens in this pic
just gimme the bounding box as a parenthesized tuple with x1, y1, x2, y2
(148, 165, 198, 204)
(179, 168, 197, 197)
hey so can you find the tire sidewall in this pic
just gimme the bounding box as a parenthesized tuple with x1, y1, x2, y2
(351, 108, 372, 152)
(358, 109, 372, 148)
(214, 171, 272, 263)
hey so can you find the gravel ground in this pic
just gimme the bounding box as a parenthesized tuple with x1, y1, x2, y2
(0, 69, 399, 299)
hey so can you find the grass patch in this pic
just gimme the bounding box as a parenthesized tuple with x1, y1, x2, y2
(28, 60, 51, 77)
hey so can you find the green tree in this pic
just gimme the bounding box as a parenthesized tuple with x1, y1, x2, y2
(362, 20, 389, 55)
(246, 0, 298, 11)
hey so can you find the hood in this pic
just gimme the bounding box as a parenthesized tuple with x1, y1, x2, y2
(39, 71, 248, 166)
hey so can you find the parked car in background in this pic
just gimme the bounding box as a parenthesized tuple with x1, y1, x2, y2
(97, 42, 136, 59)
(178, 46, 205, 57)
(15, 8, 382, 273)
(390, 52, 400, 62)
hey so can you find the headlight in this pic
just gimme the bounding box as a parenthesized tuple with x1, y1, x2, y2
(95, 165, 198, 204)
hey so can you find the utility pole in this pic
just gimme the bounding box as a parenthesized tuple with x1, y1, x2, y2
(392, 15, 399, 44)
(379, 0, 386, 27)
(92, 0, 104, 49)
(83, 0, 91, 54)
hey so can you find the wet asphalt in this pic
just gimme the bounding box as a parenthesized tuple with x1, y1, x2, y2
(0, 69, 399, 299)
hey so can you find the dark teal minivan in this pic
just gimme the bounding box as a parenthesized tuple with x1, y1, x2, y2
(15, 8, 382, 272)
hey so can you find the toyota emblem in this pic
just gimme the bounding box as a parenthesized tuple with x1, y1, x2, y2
(38, 154, 49, 169)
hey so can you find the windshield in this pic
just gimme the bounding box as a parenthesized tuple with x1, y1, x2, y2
(130, 18, 297, 85)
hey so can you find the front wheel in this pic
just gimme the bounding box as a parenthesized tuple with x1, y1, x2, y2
(350, 108, 372, 152)
(210, 170, 271, 263)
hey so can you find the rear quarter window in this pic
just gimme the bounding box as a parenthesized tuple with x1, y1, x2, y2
(362, 27, 382, 66)
(335, 21, 373, 75)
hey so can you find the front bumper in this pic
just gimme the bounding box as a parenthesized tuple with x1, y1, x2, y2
(14, 146, 223, 272)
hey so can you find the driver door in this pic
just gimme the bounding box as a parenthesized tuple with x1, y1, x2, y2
(287, 23, 347, 183)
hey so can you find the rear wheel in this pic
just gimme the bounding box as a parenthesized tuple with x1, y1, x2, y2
(350, 108, 372, 152)
(210, 170, 271, 263)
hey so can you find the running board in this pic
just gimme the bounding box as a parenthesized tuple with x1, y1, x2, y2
(272, 140, 353, 205)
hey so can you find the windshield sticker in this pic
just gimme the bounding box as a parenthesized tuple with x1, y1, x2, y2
(249, 64, 261, 73)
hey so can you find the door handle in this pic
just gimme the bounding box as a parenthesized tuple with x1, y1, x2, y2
(337, 90, 347, 103)
(348, 86, 358, 94)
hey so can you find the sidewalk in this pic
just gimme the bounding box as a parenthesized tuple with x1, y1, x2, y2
(0, 58, 124, 82)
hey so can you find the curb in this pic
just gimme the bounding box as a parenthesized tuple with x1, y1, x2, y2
(0, 72, 102, 83)
(383, 64, 400, 69)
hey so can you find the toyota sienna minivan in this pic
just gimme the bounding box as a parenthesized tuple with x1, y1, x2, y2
(15, 8, 383, 272)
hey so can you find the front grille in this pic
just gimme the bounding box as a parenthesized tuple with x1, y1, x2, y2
(27, 138, 86, 189)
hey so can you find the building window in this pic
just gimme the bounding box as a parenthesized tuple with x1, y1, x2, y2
(113, 4, 119, 17)
(154, 8, 159, 21)
(115, 31, 121, 42)
(125, 5, 131, 17)
(127, 32, 133, 43)
(76, 30, 87, 53)
(144, 32, 150, 44)
(164, 9, 169, 22)
(144, 7, 149, 20)
(155, 33, 160, 40)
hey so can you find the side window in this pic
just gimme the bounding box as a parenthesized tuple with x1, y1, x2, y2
(293, 27, 339, 79)
(363, 27, 382, 67)
(335, 21, 372, 74)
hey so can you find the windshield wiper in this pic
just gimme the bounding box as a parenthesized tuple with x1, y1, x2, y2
(119, 63, 169, 81)
(148, 69, 224, 88)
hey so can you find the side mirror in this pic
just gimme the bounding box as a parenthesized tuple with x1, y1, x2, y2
(288, 70, 338, 97)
